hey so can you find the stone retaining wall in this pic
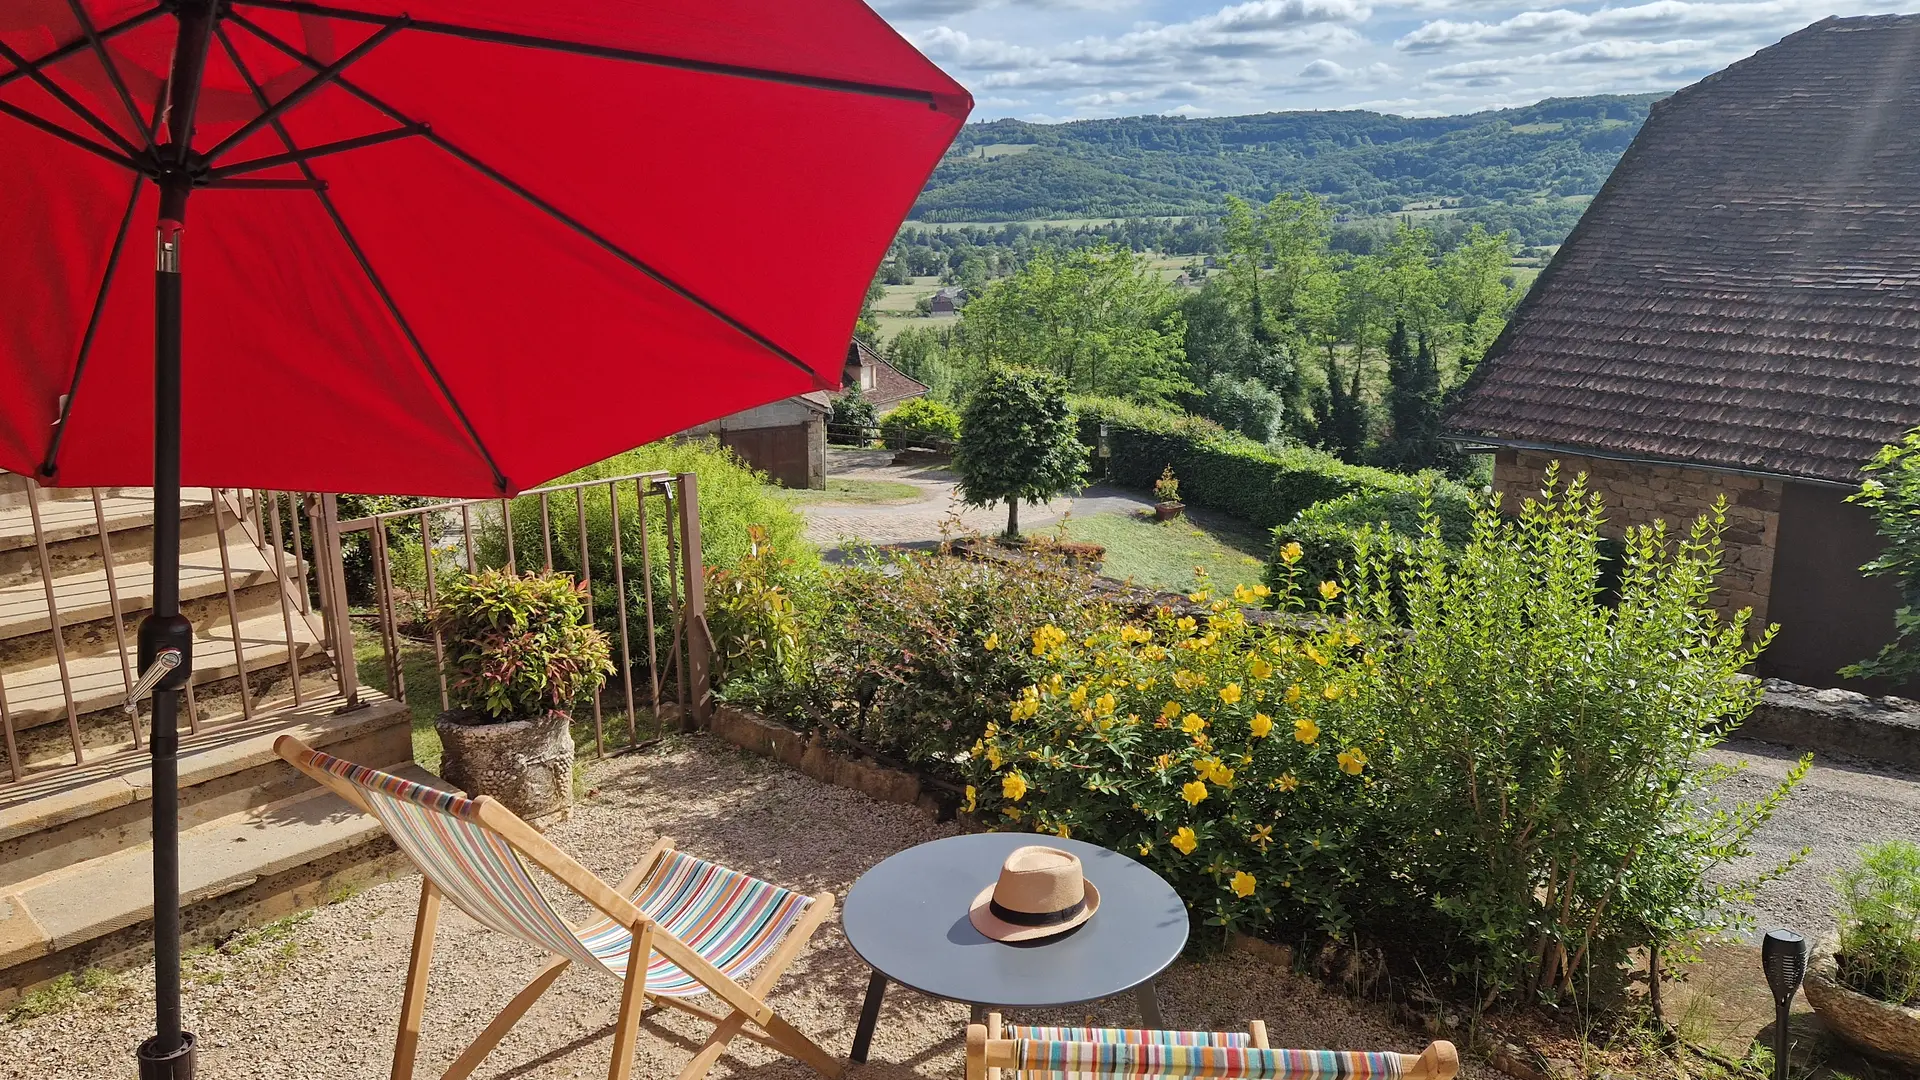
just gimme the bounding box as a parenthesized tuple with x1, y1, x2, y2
(1743, 680, 1920, 771)
(706, 706, 947, 820)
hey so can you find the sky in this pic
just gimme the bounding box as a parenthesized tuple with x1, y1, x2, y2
(870, 0, 1920, 121)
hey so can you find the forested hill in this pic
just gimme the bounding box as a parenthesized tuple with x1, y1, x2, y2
(912, 94, 1661, 224)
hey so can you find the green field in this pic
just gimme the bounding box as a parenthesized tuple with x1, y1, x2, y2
(1052, 509, 1270, 595)
(782, 478, 923, 505)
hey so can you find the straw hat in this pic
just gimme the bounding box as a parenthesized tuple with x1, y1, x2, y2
(968, 845, 1101, 942)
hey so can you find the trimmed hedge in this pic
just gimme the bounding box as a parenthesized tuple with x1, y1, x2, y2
(1073, 395, 1433, 530)
(1270, 486, 1477, 593)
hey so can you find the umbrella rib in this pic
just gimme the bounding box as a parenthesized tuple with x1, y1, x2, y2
(0, 36, 146, 162)
(216, 22, 511, 494)
(200, 19, 406, 167)
(228, 0, 945, 108)
(206, 125, 424, 178)
(228, 10, 831, 390)
(39, 174, 145, 479)
(0, 99, 142, 172)
(62, 0, 152, 152)
(0, 8, 164, 93)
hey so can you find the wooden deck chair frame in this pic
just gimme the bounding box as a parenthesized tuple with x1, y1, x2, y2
(275, 735, 843, 1080)
(965, 1012, 1458, 1080)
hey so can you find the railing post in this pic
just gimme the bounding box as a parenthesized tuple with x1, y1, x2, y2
(316, 493, 360, 707)
(677, 472, 709, 728)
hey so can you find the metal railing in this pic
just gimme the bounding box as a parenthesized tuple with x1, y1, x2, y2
(0, 469, 711, 786)
(335, 471, 710, 757)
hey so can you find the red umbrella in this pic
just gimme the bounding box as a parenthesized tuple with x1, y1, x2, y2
(0, 3, 966, 1074)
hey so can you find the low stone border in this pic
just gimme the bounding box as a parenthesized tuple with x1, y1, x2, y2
(706, 706, 947, 821)
(1742, 679, 1920, 771)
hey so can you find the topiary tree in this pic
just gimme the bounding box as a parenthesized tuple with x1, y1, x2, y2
(954, 366, 1088, 540)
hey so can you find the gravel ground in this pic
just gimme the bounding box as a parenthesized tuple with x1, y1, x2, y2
(804, 448, 1154, 553)
(1704, 737, 1920, 942)
(0, 737, 1477, 1080)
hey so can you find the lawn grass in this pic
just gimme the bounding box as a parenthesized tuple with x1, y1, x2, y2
(1052, 509, 1269, 595)
(353, 628, 446, 772)
(781, 478, 924, 506)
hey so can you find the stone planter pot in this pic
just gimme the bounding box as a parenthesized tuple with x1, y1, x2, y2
(1154, 501, 1185, 521)
(435, 709, 575, 825)
(1804, 945, 1920, 1068)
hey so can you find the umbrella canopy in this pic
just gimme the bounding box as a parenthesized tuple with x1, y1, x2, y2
(0, 3, 966, 1075)
(0, 0, 969, 495)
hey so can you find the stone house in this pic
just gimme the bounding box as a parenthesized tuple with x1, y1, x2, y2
(1445, 14, 1920, 693)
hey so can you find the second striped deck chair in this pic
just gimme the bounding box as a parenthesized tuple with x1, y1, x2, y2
(275, 735, 842, 1080)
(965, 1014, 1458, 1080)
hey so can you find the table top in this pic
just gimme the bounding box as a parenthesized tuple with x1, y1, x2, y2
(842, 832, 1189, 1008)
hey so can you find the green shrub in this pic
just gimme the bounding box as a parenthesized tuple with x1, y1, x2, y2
(1835, 840, 1920, 1005)
(829, 386, 878, 445)
(1269, 484, 1476, 596)
(490, 438, 820, 692)
(1075, 395, 1428, 530)
(879, 398, 961, 450)
(966, 470, 1805, 1005)
(707, 525, 809, 692)
(433, 569, 612, 723)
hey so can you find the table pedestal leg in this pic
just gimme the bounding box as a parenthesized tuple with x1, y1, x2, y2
(850, 970, 889, 1063)
(970, 1003, 989, 1023)
(1136, 982, 1165, 1029)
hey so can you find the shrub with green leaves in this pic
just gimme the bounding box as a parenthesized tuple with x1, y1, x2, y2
(1834, 840, 1920, 1005)
(1268, 484, 1476, 598)
(955, 367, 1089, 539)
(433, 569, 613, 724)
(879, 397, 961, 450)
(1846, 429, 1920, 680)
(966, 468, 1806, 1005)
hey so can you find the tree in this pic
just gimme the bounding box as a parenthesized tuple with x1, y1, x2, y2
(828, 385, 876, 445)
(1193, 373, 1283, 442)
(1311, 351, 1368, 464)
(1378, 319, 1449, 471)
(1439, 224, 1518, 373)
(953, 366, 1088, 539)
(853, 273, 887, 347)
(952, 246, 1188, 405)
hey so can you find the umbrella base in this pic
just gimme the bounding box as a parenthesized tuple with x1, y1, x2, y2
(138, 1031, 196, 1079)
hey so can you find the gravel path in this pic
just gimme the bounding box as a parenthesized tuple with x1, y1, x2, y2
(803, 448, 1154, 553)
(0, 737, 1476, 1080)
(1705, 737, 1920, 942)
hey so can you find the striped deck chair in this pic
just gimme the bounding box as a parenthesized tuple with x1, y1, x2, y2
(275, 735, 841, 1080)
(965, 1013, 1458, 1080)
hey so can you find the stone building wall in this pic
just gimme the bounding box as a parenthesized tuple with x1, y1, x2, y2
(1491, 448, 1784, 625)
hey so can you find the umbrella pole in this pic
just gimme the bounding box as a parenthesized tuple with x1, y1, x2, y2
(136, 176, 198, 1080)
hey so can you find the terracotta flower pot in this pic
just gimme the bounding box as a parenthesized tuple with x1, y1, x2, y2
(435, 709, 576, 825)
(1804, 945, 1920, 1068)
(1154, 501, 1185, 521)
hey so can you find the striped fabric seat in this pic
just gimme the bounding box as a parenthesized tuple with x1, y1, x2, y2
(1008, 1040, 1404, 1080)
(575, 849, 812, 996)
(310, 750, 809, 994)
(1008, 1027, 1251, 1049)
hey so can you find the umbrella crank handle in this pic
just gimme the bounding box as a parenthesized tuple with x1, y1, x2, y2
(125, 649, 185, 716)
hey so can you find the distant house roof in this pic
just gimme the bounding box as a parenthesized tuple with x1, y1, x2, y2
(840, 339, 929, 407)
(1444, 14, 1920, 486)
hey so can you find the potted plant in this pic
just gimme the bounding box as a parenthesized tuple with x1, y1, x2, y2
(1152, 464, 1185, 521)
(433, 569, 613, 824)
(1804, 840, 1920, 1068)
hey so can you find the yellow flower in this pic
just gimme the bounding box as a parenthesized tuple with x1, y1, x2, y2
(983, 632, 1000, 651)
(1160, 700, 1183, 720)
(1187, 589, 1211, 603)
(1053, 822, 1072, 839)
(1216, 683, 1241, 705)
(1173, 668, 1205, 690)
(1249, 825, 1274, 850)
(1181, 780, 1209, 806)
(1068, 685, 1088, 709)
(1031, 624, 1068, 656)
(987, 744, 1005, 770)
(1154, 753, 1174, 771)
(1002, 773, 1029, 801)
(1249, 658, 1274, 680)
(1004, 807, 1023, 822)
(1253, 583, 1272, 598)
(1138, 842, 1153, 856)
(1285, 683, 1304, 704)
(1231, 870, 1257, 898)
(1318, 580, 1341, 600)
(1171, 827, 1198, 855)
(1279, 542, 1303, 565)
(1277, 772, 1300, 792)
(1181, 713, 1208, 735)
(1322, 683, 1344, 701)
(1295, 716, 1321, 744)
(1249, 712, 1274, 738)
(1094, 692, 1117, 717)
(1338, 748, 1369, 775)
(962, 785, 978, 813)
(1175, 616, 1198, 633)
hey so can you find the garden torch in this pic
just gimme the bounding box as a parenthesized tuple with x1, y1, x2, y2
(1761, 928, 1808, 1080)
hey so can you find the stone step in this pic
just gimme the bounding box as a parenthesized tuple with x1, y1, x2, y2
(0, 535, 283, 642)
(0, 693, 411, 891)
(0, 742, 427, 1003)
(0, 488, 218, 554)
(1, 604, 327, 739)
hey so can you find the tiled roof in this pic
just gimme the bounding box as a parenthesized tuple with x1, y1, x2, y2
(840, 339, 929, 407)
(1444, 15, 1920, 486)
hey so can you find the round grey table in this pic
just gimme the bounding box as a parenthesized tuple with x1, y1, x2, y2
(842, 832, 1189, 1063)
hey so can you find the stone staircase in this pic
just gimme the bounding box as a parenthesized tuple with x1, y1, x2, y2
(0, 475, 418, 1005)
